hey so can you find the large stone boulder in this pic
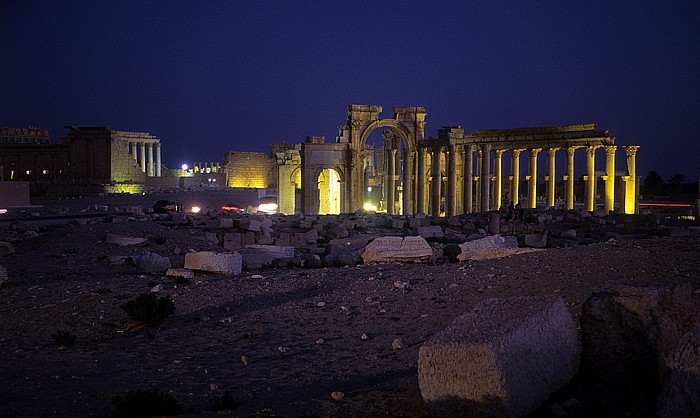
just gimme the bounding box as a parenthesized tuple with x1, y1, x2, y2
(419, 296, 579, 418)
(361, 236, 432, 264)
(136, 251, 172, 273)
(457, 235, 519, 261)
(184, 251, 242, 275)
(657, 329, 700, 417)
(581, 283, 699, 388)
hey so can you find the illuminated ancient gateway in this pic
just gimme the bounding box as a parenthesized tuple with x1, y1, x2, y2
(275, 104, 640, 216)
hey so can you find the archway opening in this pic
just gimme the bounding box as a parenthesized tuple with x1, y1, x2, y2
(363, 127, 410, 214)
(318, 168, 341, 215)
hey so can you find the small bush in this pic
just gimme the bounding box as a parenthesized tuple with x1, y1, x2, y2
(120, 293, 175, 326)
(152, 235, 167, 245)
(113, 388, 182, 416)
(210, 390, 241, 411)
(51, 330, 77, 346)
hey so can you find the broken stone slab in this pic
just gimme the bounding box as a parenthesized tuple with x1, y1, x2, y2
(239, 245, 294, 269)
(239, 219, 261, 232)
(581, 282, 699, 388)
(218, 218, 234, 229)
(656, 329, 700, 417)
(184, 251, 242, 275)
(361, 236, 433, 264)
(165, 268, 195, 279)
(457, 235, 518, 261)
(416, 225, 444, 240)
(105, 233, 147, 246)
(0, 264, 7, 286)
(136, 251, 172, 273)
(523, 232, 548, 248)
(222, 232, 242, 250)
(418, 296, 579, 418)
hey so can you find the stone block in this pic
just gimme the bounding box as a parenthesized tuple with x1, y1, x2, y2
(457, 235, 518, 261)
(417, 225, 444, 240)
(222, 232, 242, 251)
(218, 217, 234, 229)
(105, 233, 147, 246)
(274, 232, 291, 246)
(241, 231, 256, 248)
(136, 251, 172, 273)
(361, 236, 432, 264)
(240, 245, 294, 269)
(391, 219, 405, 229)
(239, 219, 261, 232)
(184, 251, 242, 275)
(419, 296, 579, 418)
(657, 329, 700, 417)
(581, 283, 699, 388)
(165, 268, 195, 279)
(523, 232, 548, 248)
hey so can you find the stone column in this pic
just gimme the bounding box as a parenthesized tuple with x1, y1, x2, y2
(417, 147, 427, 214)
(624, 146, 640, 214)
(140, 142, 146, 173)
(480, 144, 491, 212)
(565, 147, 577, 210)
(148, 143, 155, 176)
(493, 149, 504, 210)
(585, 146, 598, 212)
(475, 149, 482, 212)
(403, 150, 413, 215)
(604, 145, 617, 213)
(446, 144, 457, 216)
(463, 145, 474, 214)
(528, 148, 541, 209)
(387, 148, 396, 215)
(156, 143, 162, 177)
(430, 147, 442, 217)
(510, 149, 522, 206)
(546, 148, 558, 208)
(132, 141, 138, 161)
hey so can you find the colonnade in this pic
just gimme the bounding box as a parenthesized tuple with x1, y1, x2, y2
(414, 143, 639, 215)
(128, 141, 161, 177)
(384, 143, 639, 216)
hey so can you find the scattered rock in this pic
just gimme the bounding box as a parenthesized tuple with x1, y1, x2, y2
(136, 251, 172, 273)
(361, 236, 432, 264)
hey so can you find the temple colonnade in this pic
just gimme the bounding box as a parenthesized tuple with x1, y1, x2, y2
(127, 140, 161, 177)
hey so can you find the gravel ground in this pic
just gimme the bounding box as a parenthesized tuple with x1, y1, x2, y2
(0, 203, 699, 417)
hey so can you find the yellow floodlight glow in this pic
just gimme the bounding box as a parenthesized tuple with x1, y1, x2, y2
(363, 202, 377, 212)
(190, 206, 201, 214)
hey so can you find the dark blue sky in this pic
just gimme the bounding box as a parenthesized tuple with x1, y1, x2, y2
(1, 1, 699, 180)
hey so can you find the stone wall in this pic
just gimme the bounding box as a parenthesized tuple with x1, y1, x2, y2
(224, 151, 274, 189)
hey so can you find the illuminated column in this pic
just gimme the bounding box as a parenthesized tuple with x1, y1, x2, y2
(528, 148, 541, 209)
(132, 142, 138, 161)
(475, 148, 482, 212)
(463, 145, 474, 213)
(386, 148, 396, 215)
(565, 147, 577, 210)
(585, 146, 598, 212)
(480, 144, 491, 212)
(402, 150, 413, 215)
(546, 148, 559, 208)
(446, 144, 457, 216)
(156, 143, 162, 177)
(417, 147, 427, 214)
(140, 142, 146, 173)
(510, 149, 522, 206)
(493, 149, 503, 210)
(147, 143, 154, 176)
(604, 146, 617, 213)
(624, 146, 640, 214)
(430, 147, 442, 216)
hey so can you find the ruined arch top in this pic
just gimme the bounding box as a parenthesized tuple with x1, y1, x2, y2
(336, 105, 426, 152)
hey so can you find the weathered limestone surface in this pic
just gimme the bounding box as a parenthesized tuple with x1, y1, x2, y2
(136, 251, 171, 273)
(418, 296, 579, 417)
(105, 233, 147, 246)
(361, 236, 432, 264)
(184, 251, 242, 275)
(581, 283, 699, 388)
(416, 225, 444, 240)
(657, 329, 700, 417)
(457, 235, 518, 261)
(240, 245, 294, 269)
(165, 268, 195, 279)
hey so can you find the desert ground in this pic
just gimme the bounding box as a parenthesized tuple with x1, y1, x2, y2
(0, 191, 698, 417)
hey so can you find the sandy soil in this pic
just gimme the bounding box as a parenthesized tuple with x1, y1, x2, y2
(0, 204, 698, 417)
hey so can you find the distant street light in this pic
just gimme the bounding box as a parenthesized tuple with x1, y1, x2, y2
(181, 164, 188, 171)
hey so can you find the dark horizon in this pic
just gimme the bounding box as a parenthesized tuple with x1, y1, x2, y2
(1, 1, 699, 181)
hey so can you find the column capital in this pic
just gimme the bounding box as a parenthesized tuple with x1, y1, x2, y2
(494, 149, 505, 157)
(565, 146, 581, 157)
(604, 145, 617, 154)
(528, 148, 542, 155)
(512, 148, 524, 158)
(416, 120, 426, 131)
(624, 145, 640, 156)
(464, 144, 474, 152)
(586, 145, 600, 156)
(547, 147, 560, 156)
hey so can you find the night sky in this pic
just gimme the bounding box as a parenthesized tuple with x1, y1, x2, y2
(1, 1, 699, 181)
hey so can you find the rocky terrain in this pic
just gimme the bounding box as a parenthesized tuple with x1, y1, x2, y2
(0, 194, 698, 417)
